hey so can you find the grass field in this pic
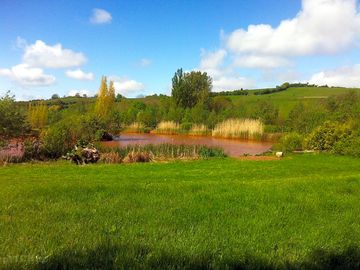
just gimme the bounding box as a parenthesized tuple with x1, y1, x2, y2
(1, 154, 360, 269)
(229, 87, 360, 117)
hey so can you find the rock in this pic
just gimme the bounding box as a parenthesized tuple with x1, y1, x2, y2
(275, 152, 284, 158)
(100, 132, 113, 141)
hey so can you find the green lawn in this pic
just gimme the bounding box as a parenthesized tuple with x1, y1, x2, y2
(1, 154, 360, 269)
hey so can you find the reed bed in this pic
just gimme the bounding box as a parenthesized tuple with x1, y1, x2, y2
(152, 121, 180, 135)
(101, 143, 226, 163)
(188, 124, 209, 136)
(212, 118, 264, 140)
(123, 122, 147, 133)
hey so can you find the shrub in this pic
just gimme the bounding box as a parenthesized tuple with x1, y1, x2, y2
(23, 138, 45, 161)
(305, 121, 352, 151)
(212, 118, 264, 140)
(333, 132, 360, 157)
(278, 133, 304, 152)
(42, 121, 77, 158)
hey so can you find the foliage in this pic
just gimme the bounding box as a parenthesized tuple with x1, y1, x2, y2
(287, 102, 326, 134)
(94, 76, 116, 120)
(42, 120, 78, 158)
(277, 132, 304, 152)
(28, 102, 48, 129)
(0, 92, 28, 137)
(305, 121, 352, 151)
(333, 131, 360, 157)
(252, 100, 279, 125)
(171, 68, 212, 108)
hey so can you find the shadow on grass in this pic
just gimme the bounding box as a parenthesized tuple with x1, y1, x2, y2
(5, 244, 360, 270)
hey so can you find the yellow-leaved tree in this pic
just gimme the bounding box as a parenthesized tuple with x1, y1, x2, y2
(95, 76, 115, 119)
(28, 102, 48, 129)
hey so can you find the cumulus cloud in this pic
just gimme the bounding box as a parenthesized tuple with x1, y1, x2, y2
(65, 69, 94, 80)
(111, 77, 145, 96)
(23, 40, 86, 68)
(0, 64, 55, 86)
(233, 55, 290, 69)
(68, 89, 92, 97)
(90, 8, 112, 24)
(309, 64, 360, 87)
(198, 49, 254, 91)
(227, 0, 360, 57)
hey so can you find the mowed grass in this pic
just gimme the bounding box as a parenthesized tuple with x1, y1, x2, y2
(1, 155, 360, 269)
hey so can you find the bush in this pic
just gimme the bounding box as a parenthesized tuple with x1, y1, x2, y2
(278, 133, 303, 152)
(42, 121, 77, 158)
(305, 121, 352, 151)
(333, 132, 360, 157)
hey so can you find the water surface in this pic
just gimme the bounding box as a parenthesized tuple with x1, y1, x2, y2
(102, 133, 272, 157)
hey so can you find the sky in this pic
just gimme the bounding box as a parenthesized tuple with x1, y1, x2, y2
(1, 0, 360, 100)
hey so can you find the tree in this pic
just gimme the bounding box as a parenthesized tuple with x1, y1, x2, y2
(27, 101, 48, 129)
(253, 100, 279, 125)
(51, 94, 60, 99)
(171, 68, 212, 108)
(95, 76, 115, 119)
(0, 92, 28, 137)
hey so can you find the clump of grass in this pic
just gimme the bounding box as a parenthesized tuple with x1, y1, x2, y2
(152, 121, 180, 135)
(123, 151, 153, 163)
(123, 122, 149, 133)
(99, 152, 122, 164)
(212, 118, 264, 140)
(188, 124, 209, 136)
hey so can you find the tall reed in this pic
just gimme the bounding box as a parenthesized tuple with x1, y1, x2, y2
(212, 118, 264, 140)
(124, 122, 146, 133)
(188, 124, 209, 136)
(102, 143, 226, 161)
(152, 121, 180, 135)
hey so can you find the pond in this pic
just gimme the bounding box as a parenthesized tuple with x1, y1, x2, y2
(102, 133, 272, 157)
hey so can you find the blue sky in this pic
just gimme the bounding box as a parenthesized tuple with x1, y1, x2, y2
(1, 0, 360, 100)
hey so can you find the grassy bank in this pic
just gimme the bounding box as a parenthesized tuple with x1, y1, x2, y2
(1, 154, 360, 269)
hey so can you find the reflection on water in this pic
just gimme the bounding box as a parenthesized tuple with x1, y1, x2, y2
(102, 133, 272, 157)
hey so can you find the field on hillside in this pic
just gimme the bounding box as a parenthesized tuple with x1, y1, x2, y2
(1, 154, 360, 269)
(229, 87, 360, 117)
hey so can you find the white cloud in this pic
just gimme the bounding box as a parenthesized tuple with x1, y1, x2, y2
(309, 64, 360, 87)
(23, 40, 86, 68)
(233, 55, 290, 69)
(138, 58, 152, 67)
(90, 8, 112, 24)
(112, 78, 145, 96)
(0, 64, 55, 86)
(227, 0, 360, 57)
(65, 69, 94, 80)
(198, 49, 254, 91)
(212, 76, 255, 91)
(200, 49, 227, 70)
(68, 89, 92, 97)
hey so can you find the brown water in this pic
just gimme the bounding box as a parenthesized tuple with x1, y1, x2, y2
(102, 133, 272, 157)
